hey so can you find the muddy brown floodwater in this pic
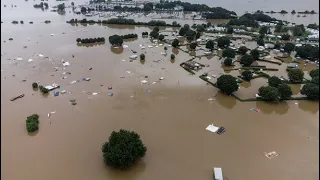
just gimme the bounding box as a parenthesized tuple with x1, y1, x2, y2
(1, 1, 319, 180)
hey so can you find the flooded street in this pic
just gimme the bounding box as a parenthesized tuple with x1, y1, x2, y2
(1, 1, 319, 180)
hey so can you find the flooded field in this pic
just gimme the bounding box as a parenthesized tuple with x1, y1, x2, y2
(1, 1, 319, 180)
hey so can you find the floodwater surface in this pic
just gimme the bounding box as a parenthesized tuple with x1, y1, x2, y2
(1, 1, 319, 180)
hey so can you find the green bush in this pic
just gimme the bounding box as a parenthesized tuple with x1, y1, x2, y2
(26, 114, 39, 133)
(102, 129, 147, 170)
(109, 35, 123, 46)
(258, 86, 280, 102)
(164, 46, 168, 51)
(301, 83, 319, 100)
(224, 58, 233, 66)
(277, 84, 292, 99)
(216, 75, 239, 95)
(242, 70, 253, 81)
(189, 42, 197, 50)
(32, 82, 38, 89)
(268, 76, 282, 87)
(256, 38, 265, 46)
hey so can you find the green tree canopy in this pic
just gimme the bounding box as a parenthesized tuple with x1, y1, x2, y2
(217, 37, 230, 48)
(288, 68, 304, 83)
(172, 39, 179, 47)
(257, 38, 265, 46)
(102, 129, 147, 170)
(224, 58, 233, 66)
(240, 54, 254, 66)
(283, 43, 295, 53)
(250, 49, 260, 60)
(242, 70, 253, 81)
(216, 75, 239, 95)
(268, 76, 282, 87)
(309, 69, 319, 78)
(205, 40, 214, 51)
(109, 35, 123, 46)
(301, 83, 319, 100)
(222, 48, 236, 58)
(158, 34, 165, 41)
(277, 84, 293, 100)
(238, 46, 248, 55)
(258, 86, 280, 102)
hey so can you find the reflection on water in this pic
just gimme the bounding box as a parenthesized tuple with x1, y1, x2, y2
(111, 47, 124, 54)
(240, 81, 252, 88)
(140, 59, 145, 65)
(298, 100, 319, 114)
(77, 42, 105, 47)
(215, 92, 237, 109)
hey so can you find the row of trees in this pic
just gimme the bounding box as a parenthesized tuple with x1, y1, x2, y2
(33, 2, 49, 9)
(76, 37, 105, 44)
(227, 13, 277, 28)
(66, 18, 181, 27)
(295, 44, 319, 61)
(155, 1, 237, 18)
(178, 24, 199, 41)
(223, 48, 259, 67)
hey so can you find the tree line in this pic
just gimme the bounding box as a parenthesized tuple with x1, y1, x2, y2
(66, 18, 181, 27)
(76, 37, 105, 44)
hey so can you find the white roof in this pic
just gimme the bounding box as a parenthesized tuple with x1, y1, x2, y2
(214, 167, 223, 180)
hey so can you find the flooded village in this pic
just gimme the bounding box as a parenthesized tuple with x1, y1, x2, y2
(1, 0, 319, 180)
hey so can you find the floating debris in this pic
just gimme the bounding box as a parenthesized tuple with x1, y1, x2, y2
(27, 59, 33, 62)
(10, 94, 24, 101)
(108, 92, 113, 96)
(264, 151, 279, 159)
(140, 80, 148, 84)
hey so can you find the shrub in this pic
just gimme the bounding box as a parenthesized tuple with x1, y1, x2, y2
(222, 48, 236, 58)
(250, 49, 260, 60)
(164, 46, 168, 51)
(224, 58, 233, 66)
(150, 30, 159, 39)
(172, 39, 179, 47)
(170, 54, 175, 60)
(76, 38, 81, 43)
(238, 46, 248, 55)
(277, 84, 292, 99)
(205, 40, 214, 51)
(258, 86, 280, 102)
(32, 82, 38, 89)
(153, 26, 160, 32)
(242, 70, 253, 81)
(26, 114, 39, 133)
(287, 68, 304, 83)
(216, 75, 239, 95)
(140, 54, 145, 60)
(301, 83, 319, 100)
(240, 54, 254, 66)
(142, 32, 148, 36)
(309, 69, 319, 78)
(268, 76, 282, 87)
(102, 129, 147, 170)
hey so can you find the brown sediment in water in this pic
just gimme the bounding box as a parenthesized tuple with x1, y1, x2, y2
(1, 1, 319, 180)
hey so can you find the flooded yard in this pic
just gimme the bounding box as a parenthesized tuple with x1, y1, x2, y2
(1, 1, 319, 180)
